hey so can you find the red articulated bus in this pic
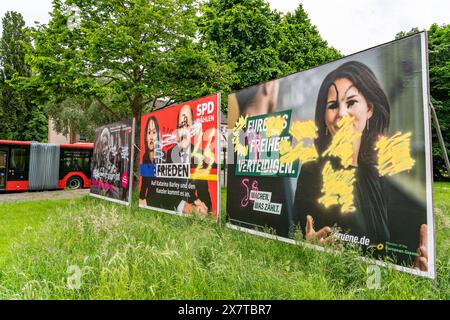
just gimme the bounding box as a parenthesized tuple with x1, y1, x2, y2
(0, 140, 93, 192)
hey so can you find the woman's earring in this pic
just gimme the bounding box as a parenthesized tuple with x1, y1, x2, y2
(366, 119, 370, 131)
(326, 127, 329, 136)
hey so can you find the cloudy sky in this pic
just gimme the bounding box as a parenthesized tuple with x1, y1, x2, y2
(0, 0, 449, 55)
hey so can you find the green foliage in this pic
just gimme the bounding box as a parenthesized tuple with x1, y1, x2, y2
(0, 11, 47, 141)
(395, 27, 421, 40)
(0, 11, 31, 80)
(429, 24, 450, 180)
(18, 0, 232, 140)
(46, 95, 127, 142)
(278, 6, 341, 74)
(397, 25, 450, 180)
(0, 183, 448, 299)
(199, 1, 342, 92)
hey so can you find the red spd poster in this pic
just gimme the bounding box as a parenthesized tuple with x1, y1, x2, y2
(139, 94, 220, 221)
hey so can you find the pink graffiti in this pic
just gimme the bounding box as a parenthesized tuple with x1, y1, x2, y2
(92, 179, 114, 192)
(121, 172, 129, 188)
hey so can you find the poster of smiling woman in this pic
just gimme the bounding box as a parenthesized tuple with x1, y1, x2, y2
(227, 32, 435, 278)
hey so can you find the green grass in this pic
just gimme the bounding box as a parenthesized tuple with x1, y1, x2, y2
(0, 200, 67, 264)
(0, 183, 448, 299)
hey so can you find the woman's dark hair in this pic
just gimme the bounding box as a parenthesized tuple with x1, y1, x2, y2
(315, 61, 391, 165)
(143, 116, 160, 164)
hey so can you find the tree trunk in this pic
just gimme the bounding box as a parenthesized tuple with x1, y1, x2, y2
(69, 121, 76, 144)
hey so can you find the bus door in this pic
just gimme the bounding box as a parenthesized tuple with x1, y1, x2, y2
(7, 146, 29, 186)
(0, 146, 8, 190)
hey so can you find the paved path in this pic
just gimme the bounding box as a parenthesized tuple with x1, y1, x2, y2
(0, 189, 89, 203)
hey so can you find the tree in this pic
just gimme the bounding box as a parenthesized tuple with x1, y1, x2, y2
(199, 1, 341, 91)
(278, 5, 341, 74)
(428, 24, 450, 180)
(46, 95, 122, 142)
(396, 25, 450, 180)
(199, 0, 283, 90)
(16, 0, 232, 178)
(0, 11, 47, 141)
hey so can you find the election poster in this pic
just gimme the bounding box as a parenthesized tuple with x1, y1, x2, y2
(90, 119, 135, 205)
(226, 33, 435, 278)
(139, 94, 220, 221)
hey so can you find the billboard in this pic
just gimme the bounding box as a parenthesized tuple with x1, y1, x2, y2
(139, 94, 220, 221)
(90, 119, 135, 205)
(226, 33, 435, 278)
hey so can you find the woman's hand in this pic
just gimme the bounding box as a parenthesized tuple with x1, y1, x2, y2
(305, 215, 332, 244)
(414, 224, 428, 272)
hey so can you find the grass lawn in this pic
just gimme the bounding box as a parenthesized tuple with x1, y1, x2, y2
(0, 200, 68, 265)
(0, 183, 448, 299)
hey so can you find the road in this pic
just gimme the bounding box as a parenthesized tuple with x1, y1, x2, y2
(0, 189, 89, 203)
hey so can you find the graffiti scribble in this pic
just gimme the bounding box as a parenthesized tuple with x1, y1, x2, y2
(319, 161, 356, 213)
(322, 116, 361, 168)
(191, 128, 216, 180)
(266, 115, 285, 137)
(232, 115, 248, 156)
(375, 132, 415, 176)
(280, 120, 318, 164)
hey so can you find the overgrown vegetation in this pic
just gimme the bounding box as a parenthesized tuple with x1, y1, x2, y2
(397, 24, 450, 180)
(0, 183, 448, 299)
(0, 11, 47, 141)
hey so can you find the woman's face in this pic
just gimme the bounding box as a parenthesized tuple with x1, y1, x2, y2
(325, 78, 373, 135)
(146, 119, 158, 153)
(101, 133, 109, 158)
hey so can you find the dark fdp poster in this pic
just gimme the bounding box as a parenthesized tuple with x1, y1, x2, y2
(227, 33, 435, 278)
(139, 94, 220, 221)
(90, 119, 135, 205)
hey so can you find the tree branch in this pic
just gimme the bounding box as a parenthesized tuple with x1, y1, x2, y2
(95, 97, 121, 120)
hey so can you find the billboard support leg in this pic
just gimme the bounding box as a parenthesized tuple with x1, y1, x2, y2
(430, 102, 450, 178)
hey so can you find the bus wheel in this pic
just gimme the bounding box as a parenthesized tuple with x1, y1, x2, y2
(67, 176, 83, 190)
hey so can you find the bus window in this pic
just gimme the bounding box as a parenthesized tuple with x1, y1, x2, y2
(10, 148, 27, 171)
(8, 147, 29, 181)
(59, 149, 91, 179)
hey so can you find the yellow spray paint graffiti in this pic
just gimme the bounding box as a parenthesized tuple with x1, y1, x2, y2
(375, 132, 415, 176)
(279, 120, 319, 165)
(322, 116, 361, 168)
(266, 115, 285, 137)
(318, 161, 356, 213)
(232, 115, 248, 157)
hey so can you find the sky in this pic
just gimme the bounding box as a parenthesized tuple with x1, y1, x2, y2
(267, 0, 450, 54)
(0, 0, 449, 55)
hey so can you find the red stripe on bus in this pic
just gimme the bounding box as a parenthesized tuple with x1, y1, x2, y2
(0, 140, 31, 146)
(6, 181, 28, 191)
(60, 144, 93, 149)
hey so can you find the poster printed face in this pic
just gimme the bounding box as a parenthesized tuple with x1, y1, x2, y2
(147, 119, 157, 153)
(227, 33, 435, 278)
(177, 105, 193, 152)
(325, 78, 373, 135)
(101, 128, 110, 159)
